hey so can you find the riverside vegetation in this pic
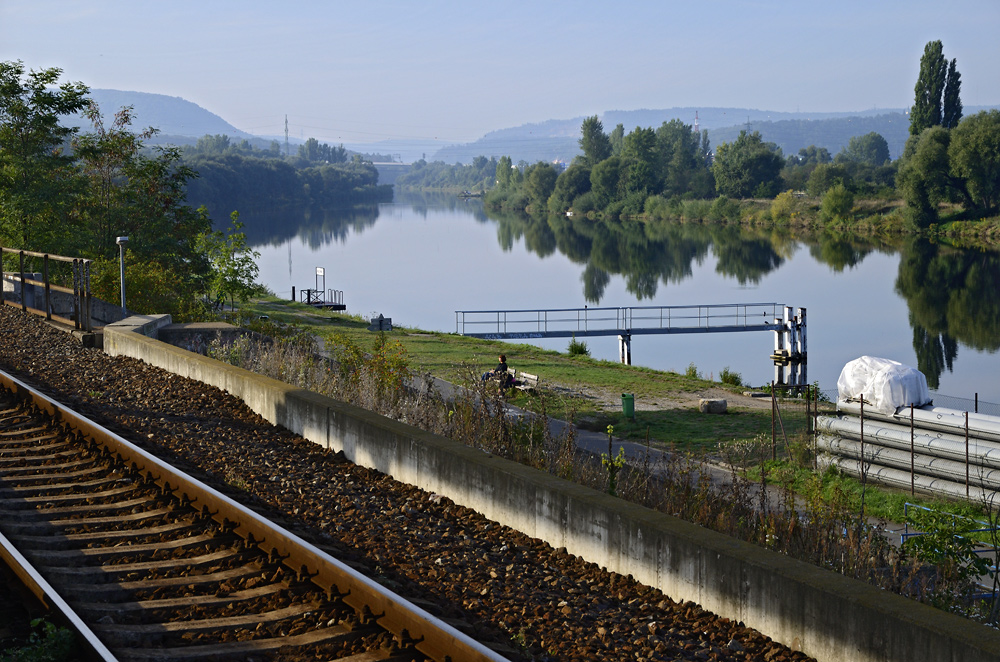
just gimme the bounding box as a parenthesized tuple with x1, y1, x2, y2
(483, 40, 999, 240)
(210, 299, 1000, 626)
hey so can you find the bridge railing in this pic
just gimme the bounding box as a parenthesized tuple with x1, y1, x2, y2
(455, 303, 786, 339)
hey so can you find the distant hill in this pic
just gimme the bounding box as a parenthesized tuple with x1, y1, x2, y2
(431, 105, 999, 165)
(65, 91, 997, 166)
(65, 89, 280, 149)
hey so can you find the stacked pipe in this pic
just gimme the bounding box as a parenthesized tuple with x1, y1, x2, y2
(817, 400, 1000, 503)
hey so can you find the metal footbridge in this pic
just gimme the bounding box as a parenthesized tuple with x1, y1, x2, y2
(455, 302, 807, 386)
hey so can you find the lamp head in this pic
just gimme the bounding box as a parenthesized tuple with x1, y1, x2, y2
(116, 236, 129, 246)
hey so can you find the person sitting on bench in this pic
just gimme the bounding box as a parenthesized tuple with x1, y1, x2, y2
(482, 354, 513, 387)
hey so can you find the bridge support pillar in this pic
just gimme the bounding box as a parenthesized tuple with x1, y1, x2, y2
(770, 307, 807, 391)
(618, 333, 631, 365)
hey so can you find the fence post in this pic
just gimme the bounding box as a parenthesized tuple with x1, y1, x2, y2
(812, 385, 818, 471)
(910, 403, 915, 496)
(976, 393, 979, 414)
(860, 398, 865, 480)
(966, 411, 970, 500)
(18, 251, 26, 312)
(43, 254, 51, 321)
(806, 385, 812, 435)
(84, 260, 92, 332)
(72, 259, 81, 329)
(771, 381, 776, 461)
(0, 245, 4, 304)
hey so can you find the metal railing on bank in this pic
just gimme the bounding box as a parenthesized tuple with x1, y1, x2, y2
(0, 246, 93, 332)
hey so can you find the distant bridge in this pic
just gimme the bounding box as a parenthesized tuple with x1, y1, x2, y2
(455, 303, 807, 387)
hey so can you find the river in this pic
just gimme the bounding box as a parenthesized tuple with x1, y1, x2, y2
(240, 193, 1000, 403)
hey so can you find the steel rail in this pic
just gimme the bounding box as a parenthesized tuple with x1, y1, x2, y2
(0, 528, 117, 661)
(0, 368, 510, 662)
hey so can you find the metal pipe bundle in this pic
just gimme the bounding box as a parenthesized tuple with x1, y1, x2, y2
(816, 415, 1000, 468)
(837, 400, 1000, 444)
(817, 434, 1000, 491)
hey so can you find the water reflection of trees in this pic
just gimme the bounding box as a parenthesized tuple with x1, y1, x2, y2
(895, 239, 1000, 389)
(487, 211, 820, 302)
(223, 203, 380, 249)
(394, 191, 490, 223)
(235, 192, 489, 251)
(808, 238, 873, 272)
(709, 226, 785, 285)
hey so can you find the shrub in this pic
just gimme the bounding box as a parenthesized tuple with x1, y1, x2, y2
(620, 190, 648, 217)
(680, 198, 712, 221)
(820, 183, 855, 222)
(708, 196, 741, 222)
(684, 362, 700, 379)
(90, 258, 207, 322)
(603, 198, 627, 220)
(2, 619, 75, 662)
(643, 194, 669, 219)
(770, 189, 798, 222)
(567, 335, 590, 357)
(572, 191, 598, 214)
(719, 366, 743, 386)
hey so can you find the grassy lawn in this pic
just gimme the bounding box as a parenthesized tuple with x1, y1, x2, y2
(240, 296, 758, 438)
(595, 407, 778, 455)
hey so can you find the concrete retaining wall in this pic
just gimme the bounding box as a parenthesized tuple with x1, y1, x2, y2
(158, 322, 247, 355)
(103, 318, 1000, 662)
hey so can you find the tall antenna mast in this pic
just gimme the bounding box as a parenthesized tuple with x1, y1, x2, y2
(284, 115, 289, 156)
(745, 116, 752, 133)
(694, 111, 700, 134)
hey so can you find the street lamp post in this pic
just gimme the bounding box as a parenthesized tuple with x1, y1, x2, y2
(116, 236, 128, 312)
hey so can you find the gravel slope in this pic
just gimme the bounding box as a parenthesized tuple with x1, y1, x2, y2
(0, 305, 814, 662)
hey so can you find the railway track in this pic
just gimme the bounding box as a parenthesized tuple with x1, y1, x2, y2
(0, 367, 509, 662)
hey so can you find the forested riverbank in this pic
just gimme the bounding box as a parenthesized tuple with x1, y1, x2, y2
(479, 41, 998, 242)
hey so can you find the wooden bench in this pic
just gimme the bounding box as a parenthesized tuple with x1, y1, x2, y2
(510, 368, 540, 392)
(487, 368, 540, 394)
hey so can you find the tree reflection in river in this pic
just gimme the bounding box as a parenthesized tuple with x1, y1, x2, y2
(895, 239, 1000, 388)
(215, 203, 381, 249)
(491, 212, 713, 302)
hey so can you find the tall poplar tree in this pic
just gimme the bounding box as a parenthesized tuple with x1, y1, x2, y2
(579, 116, 611, 167)
(909, 41, 946, 136)
(942, 58, 963, 129)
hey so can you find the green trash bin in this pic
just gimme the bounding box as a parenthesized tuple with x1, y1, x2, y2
(621, 393, 634, 418)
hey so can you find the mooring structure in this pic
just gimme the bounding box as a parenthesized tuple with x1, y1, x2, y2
(455, 303, 807, 388)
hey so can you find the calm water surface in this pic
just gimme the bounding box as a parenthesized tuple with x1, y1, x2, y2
(244, 194, 1000, 401)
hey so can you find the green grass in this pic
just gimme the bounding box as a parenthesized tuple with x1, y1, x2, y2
(748, 459, 989, 526)
(584, 407, 778, 454)
(241, 296, 734, 427)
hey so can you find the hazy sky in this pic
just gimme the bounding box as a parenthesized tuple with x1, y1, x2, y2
(2, 1, 998, 145)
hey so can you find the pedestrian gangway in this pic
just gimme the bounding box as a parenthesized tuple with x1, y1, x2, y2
(455, 303, 807, 386)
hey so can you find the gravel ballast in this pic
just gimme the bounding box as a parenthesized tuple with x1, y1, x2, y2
(0, 306, 814, 662)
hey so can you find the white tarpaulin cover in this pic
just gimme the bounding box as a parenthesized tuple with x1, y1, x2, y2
(836, 356, 932, 415)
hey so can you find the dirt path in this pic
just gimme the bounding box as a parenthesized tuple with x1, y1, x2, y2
(552, 382, 775, 413)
